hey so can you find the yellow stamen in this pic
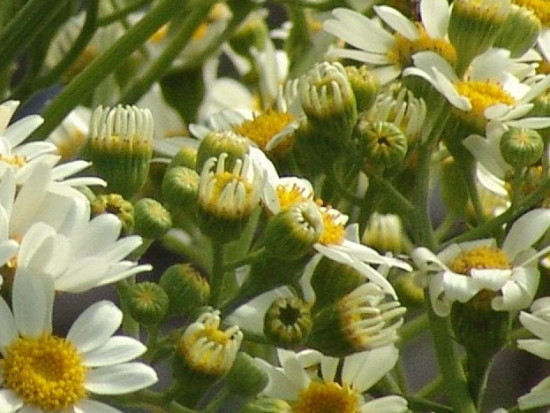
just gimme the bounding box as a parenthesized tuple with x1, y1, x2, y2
(276, 184, 313, 210)
(513, 0, 550, 25)
(450, 245, 512, 275)
(3, 334, 87, 411)
(232, 111, 297, 157)
(293, 381, 360, 413)
(318, 207, 346, 245)
(388, 25, 457, 68)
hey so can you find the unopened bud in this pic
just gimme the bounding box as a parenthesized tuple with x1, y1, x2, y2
(127, 282, 169, 325)
(500, 127, 544, 167)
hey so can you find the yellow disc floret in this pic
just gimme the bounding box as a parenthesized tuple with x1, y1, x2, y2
(318, 206, 346, 245)
(3, 334, 87, 412)
(232, 111, 297, 157)
(388, 25, 457, 68)
(454, 80, 515, 131)
(450, 245, 512, 275)
(276, 184, 313, 210)
(293, 381, 361, 413)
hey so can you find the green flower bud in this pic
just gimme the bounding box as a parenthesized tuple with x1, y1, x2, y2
(310, 257, 364, 312)
(160, 66, 205, 124)
(262, 201, 323, 261)
(356, 120, 408, 168)
(300, 61, 357, 144)
(344, 65, 380, 112)
(168, 145, 198, 171)
(126, 282, 169, 325)
(87, 104, 153, 198)
(500, 127, 544, 167)
(240, 398, 292, 413)
(448, 0, 511, 74)
(196, 130, 250, 174)
(264, 296, 312, 348)
(159, 263, 210, 316)
(226, 353, 269, 396)
(91, 193, 134, 235)
(493, 4, 540, 57)
(393, 272, 425, 308)
(161, 166, 200, 210)
(307, 283, 406, 357)
(229, 14, 269, 59)
(362, 212, 405, 254)
(133, 198, 172, 239)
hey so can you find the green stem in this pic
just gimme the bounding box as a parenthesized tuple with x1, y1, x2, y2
(118, 0, 218, 104)
(415, 375, 444, 399)
(31, 0, 183, 139)
(223, 247, 266, 271)
(106, 389, 197, 413)
(398, 313, 429, 345)
(209, 240, 226, 308)
(404, 396, 454, 413)
(98, 0, 154, 25)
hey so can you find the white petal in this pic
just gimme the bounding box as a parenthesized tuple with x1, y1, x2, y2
(74, 399, 122, 413)
(13, 267, 54, 337)
(375, 6, 419, 40)
(4, 115, 43, 147)
(67, 301, 123, 353)
(0, 297, 17, 355)
(421, 0, 450, 38)
(343, 345, 398, 392)
(520, 311, 550, 341)
(82, 336, 147, 367)
(517, 339, 550, 360)
(502, 209, 550, 260)
(85, 362, 158, 394)
(0, 389, 23, 412)
(361, 395, 409, 413)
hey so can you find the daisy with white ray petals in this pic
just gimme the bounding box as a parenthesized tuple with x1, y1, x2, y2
(515, 297, 550, 409)
(0, 269, 158, 413)
(403, 48, 550, 132)
(263, 173, 412, 297)
(412, 208, 550, 316)
(255, 346, 408, 412)
(323, 0, 455, 84)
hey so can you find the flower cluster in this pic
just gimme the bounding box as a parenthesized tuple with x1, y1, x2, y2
(5, 0, 550, 412)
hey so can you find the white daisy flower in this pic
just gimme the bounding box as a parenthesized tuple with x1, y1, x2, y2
(403, 48, 550, 133)
(12, 206, 152, 293)
(255, 346, 408, 412)
(323, 0, 455, 84)
(264, 173, 412, 297)
(412, 208, 550, 316)
(516, 297, 550, 409)
(0, 268, 158, 413)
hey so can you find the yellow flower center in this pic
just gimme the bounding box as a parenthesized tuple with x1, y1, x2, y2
(3, 334, 87, 412)
(276, 184, 313, 210)
(453, 80, 515, 131)
(293, 381, 360, 413)
(513, 0, 550, 25)
(55, 129, 87, 160)
(0, 154, 27, 168)
(232, 111, 297, 157)
(203, 171, 255, 218)
(318, 207, 346, 246)
(450, 246, 512, 275)
(388, 25, 457, 68)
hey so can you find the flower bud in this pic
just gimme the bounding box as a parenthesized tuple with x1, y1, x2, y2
(197, 153, 260, 243)
(344, 65, 379, 112)
(448, 0, 511, 74)
(261, 201, 323, 261)
(159, 263, 210, 316)
(310, 257, 364, 312)
(300, 61, 357, 143)
(87, 104, 153, 198)
(226, 353, 269, 396)
(356, 120, 408, 168)
(393, 272, 425, 308)
(162, 166, 200, 210)
(264, 296, 312, 347)
(500, 127, 544, 168)
(168, 145, 198, 170)
(196, 130, 250, 174)
(362, 212, 405, 254)
(493, 4, 540, 57)
(91, 193, 134, 235)
(240, 398, 292, 413)
(126, 281, 169, 325)
(307, 283, 406, 357)
(133, 198, 172, 239)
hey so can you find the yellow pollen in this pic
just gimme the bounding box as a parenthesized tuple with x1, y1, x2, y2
(454, 80, 515, 131)
(450, 246, 512, 275)
(293, 381, 360, 413)
(388, 25, 457, 68)
(539, 60, 550, 75)
(276, 184, 312, 210)
(3, 334, 87, 412)
(513, 0, 550, 25)
(232, 111, 297, 157)
(180, 326, 235, 375)
(318, 208, 346, 245)
(0, 154, 27, 168)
